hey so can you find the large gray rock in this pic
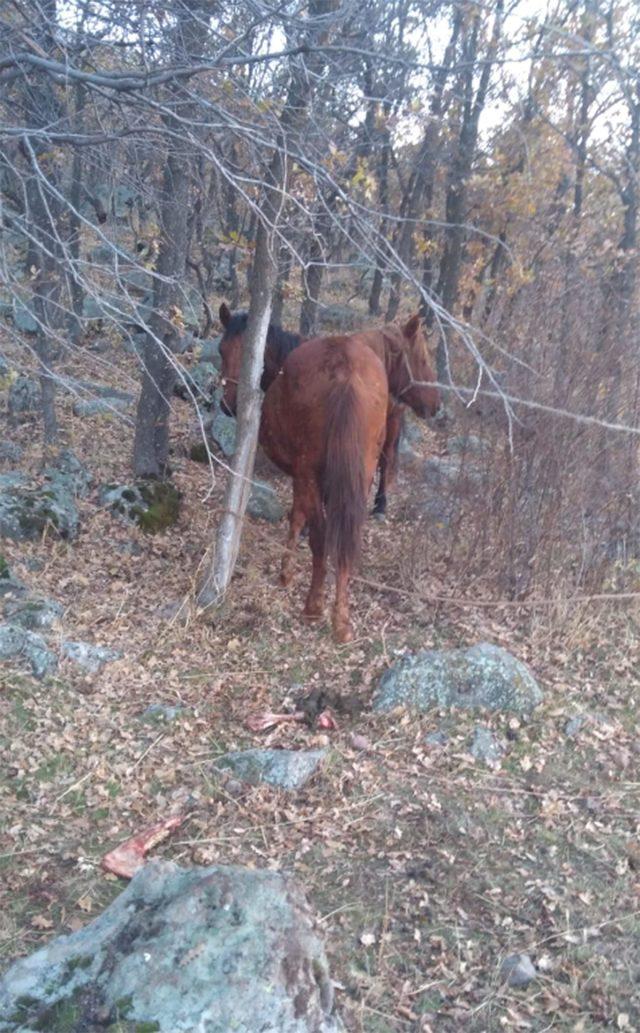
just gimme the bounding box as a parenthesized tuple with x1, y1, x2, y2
(247, 480, 284, 523)
(0, 624, 57, 679)
(174, 361, 218, 406)
(62, 640, 122, 674)
(72, 397, 132, 417)
(374, 643, 542, 714)
(0, 482, 79, 541)
(43, 449, 92, 498)
(8, 375, 39, 416)
(0, 860, 342, 1033)
(447, 433, 489, 456)
(216, 748, 327, 790)
(199, 335, 222, 368)
(423, 455, 483, 491)
(3, 596, 63, 631)
(208, 394, 237, 457)
(13, 303, 38, 334)
(0, 442, 23, 464)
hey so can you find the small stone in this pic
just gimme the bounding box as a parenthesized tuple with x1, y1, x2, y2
(469, 725, 504, 765)
(564, 714, 586, 737)
(500, 953, 536, 988)
(142, 703, 185, 723)
(247, 480, 284, 523)
(62, 641, 122, 674)
(425, 728, 448, 747)
(215, 748, 327, 790)
(224, 778, 244, 797)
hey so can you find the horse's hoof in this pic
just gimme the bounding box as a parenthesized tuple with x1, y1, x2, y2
(303, 603, 324, 621)
(371, 509, 386, 521)
(279, 571, 293, 587)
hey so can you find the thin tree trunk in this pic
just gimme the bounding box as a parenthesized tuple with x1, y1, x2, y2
(67, 81, 85, 343)
(133, 2, 205, 478)
(197, 217, 278, 607)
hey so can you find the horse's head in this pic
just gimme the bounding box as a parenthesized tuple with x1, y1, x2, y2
(392, 314, 440, 419)
(218, 301, 245, 415)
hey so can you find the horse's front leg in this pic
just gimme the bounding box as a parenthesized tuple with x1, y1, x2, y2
(332, 564, 353, 643)
(372, 454, 388, 517)
(372, 405, 403, 517)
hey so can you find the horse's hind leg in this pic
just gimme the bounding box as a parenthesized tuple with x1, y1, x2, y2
(333, 564, 353, 643)
(280, 492, 307, 587)
(303, 486, 327, 622)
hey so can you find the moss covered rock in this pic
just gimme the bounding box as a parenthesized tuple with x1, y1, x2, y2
(0, 860, 342, 1033)
(373, 642, 543, 714)
(99, 481, 181, 534)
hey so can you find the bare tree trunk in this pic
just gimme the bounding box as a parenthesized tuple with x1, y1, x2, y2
(133, 1, 205, 477)
(385, 10, 461, 322)
(67, 81, 85, 343)
(18, 1, 64, 445)
(133, 151, 191, 477)
(197, 218, 278, 607)
(432, 0, 503, 381)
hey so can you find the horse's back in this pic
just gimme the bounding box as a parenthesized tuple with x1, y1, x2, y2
(260, 335, 388, 478)
(285, 334, 387, 396)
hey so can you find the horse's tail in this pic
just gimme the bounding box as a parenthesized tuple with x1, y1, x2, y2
(323, 381, 367, 572)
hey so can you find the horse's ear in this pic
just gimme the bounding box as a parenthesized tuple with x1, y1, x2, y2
(403, 313, 421, 339)
(219, 302, 231, 328)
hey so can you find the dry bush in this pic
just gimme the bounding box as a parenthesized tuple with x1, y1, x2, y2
(407, 245, 640, 608)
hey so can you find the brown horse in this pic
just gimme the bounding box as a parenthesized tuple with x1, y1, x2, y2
(218, 304, 440, 515)
(259, 335, 389, 642)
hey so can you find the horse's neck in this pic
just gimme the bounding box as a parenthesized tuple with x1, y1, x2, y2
(378, 328, 407, 394)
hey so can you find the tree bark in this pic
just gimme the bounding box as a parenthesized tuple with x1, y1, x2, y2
(197, 217, 278, 607)
(133, 2, 205, 478)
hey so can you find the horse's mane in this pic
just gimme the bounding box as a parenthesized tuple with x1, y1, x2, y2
(222, 310, 301, 366)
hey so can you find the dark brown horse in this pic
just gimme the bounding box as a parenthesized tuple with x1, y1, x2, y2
(259, 334, 389, 642)
(218, 304, 440, 515)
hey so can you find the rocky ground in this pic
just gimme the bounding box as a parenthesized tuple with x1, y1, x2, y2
(1, 335, 640, 1031)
